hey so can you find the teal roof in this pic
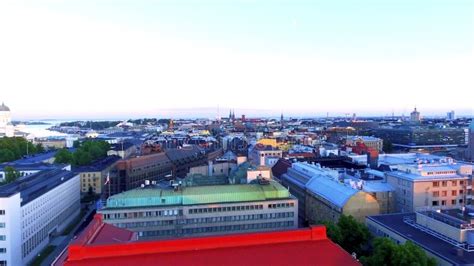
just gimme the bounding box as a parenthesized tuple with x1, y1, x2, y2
(105, 181, 290, 209)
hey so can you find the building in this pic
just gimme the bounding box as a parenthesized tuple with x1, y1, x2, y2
(367, 208, 474, 265)
(386, 161, 473, 212)
(109, 152, 173, 196)
(0, 162, 70, 182)
(410, 107, 421, 123)
(345, 136, 383, 152)
(165, 145, 222, 178)
(248, 144, 283, 167)
(281, 162, 381, 224)
(373, 126, 466, 149)
(34, 137, 67, 150)
(305, 174, 380, 224)
(58, 215, 358, 266)
(469, 120, 474, 161)
(0, 102, 27, 138)
(0, 169, 80, 266)
(447, 110, 456, 121)
(75, 156, 121, 195)
(99, 180, 298, 240)
(107, 142, 137, 159)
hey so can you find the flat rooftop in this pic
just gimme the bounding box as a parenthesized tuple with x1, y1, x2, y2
(0, 169, 77, 205)
(104, 180, 292, 209)
(368, 213, 474, 265)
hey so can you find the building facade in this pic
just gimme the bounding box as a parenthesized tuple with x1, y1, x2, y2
(99, 181, 297, 240)
(249, 144, 283, 167)
(76, 156, 121, 195)
(0, 170, 80, 266)
(345, 136, 383, 152)
(386, 162, 473, 212)
(109, 152, 174, 197)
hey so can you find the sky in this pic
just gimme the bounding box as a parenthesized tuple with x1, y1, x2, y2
(0, 0, 473, 119)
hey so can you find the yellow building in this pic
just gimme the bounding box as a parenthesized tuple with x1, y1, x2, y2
(76, 156, 121, 195)
(257, 138, 278, 148)
(305, 177, 380, 223)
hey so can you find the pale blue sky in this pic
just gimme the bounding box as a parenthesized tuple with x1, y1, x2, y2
(0, 0, 473, 119)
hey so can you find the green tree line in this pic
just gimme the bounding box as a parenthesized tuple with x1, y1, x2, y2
(0, 137, 44, 163)
(55, 140, 110, 166)
(321, 215, 436, 266)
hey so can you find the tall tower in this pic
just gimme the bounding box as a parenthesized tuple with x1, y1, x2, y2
(410, 107, 421, 123)
(280, 112, 284, 129)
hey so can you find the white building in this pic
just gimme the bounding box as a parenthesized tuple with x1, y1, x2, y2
(0, 169, 80, 266)
(0, 102, 28, 138)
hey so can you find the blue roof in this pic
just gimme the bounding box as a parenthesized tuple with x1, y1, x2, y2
(362, 182, 395, 193)
(0, 169, 77, 205)
(306, 177, 358, 208)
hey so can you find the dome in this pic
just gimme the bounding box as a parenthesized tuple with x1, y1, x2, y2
(0, 102, 10, 112)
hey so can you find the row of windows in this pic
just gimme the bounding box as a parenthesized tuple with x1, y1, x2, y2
(139, 221, 295, 238)
(189, 204, 264, 214)
(104, 209, 182, 220)
(268, 203, 294, 209)
(114, 212, 295, 229)
(432, 190, 462, 197)
(433, 180, 465, 187)
(186, 212, 295, 225)
(432, 199, 463, 206)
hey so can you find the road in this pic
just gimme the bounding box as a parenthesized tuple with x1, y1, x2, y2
(41, 204, 96, 266)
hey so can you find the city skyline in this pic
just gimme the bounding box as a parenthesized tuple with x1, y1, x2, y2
(1, 0, 473, 119)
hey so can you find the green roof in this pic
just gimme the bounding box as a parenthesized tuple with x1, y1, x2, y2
(105, 181, 290, 209)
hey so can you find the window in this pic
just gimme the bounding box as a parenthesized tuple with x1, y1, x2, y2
(432, 191, 439, 197)
(460, 181, 465, 186)
(0, 210, 4, 215)
(460, 190, 464, 195)
(0, 235, 5, 241)
(442, 181, 448, 187)
(441, 191, 447, 197)
(0, 248, 5, 253)
(452, 181, 457, 186)
(452, 200, 457, 205)
(0, 223, 4, 228)
(0, 260, 6, 266)
(452, 191, 457, 196)
(441, 200, 447, 206)
(433, 182, 439, 187)
(432, 201, 439, 206)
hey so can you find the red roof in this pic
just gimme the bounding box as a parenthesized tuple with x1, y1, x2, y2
(63, 216, 359, 266)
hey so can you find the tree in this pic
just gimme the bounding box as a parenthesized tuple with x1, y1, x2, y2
(337, 215, 371, 256)
(36, 143, 45, 153)
(73, 150, 93, 166)
(0, 149, 16, 163)
(383, 139, 393, 153)
(54, 149, 73, 164)
(321, 220, 342, 244)
(4, 166, 20, 184)
(361, 238, 436, 266)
